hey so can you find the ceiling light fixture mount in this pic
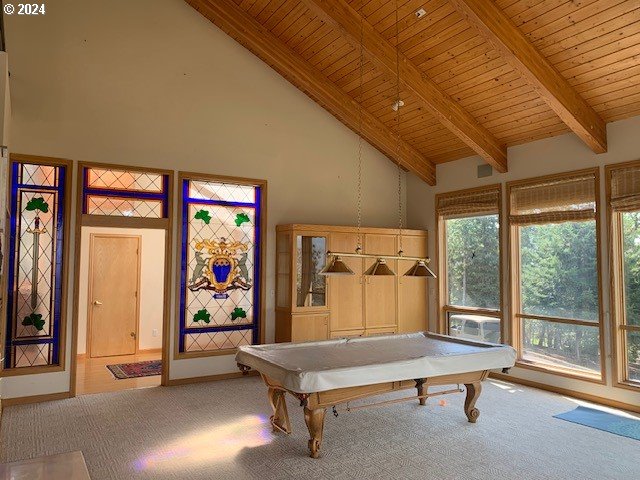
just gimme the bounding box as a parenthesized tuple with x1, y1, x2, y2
(391, 99, 405, 111)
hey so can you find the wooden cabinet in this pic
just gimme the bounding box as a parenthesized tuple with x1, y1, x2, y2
(363, 234, 397, 329)
(276, 225, 430, 343)
(330, 329, 364, 339)
(291, 314, 329, 342)
(328, 232, 364, 332)
(276, 227, 330, 343)
(398, 235, 429, 334)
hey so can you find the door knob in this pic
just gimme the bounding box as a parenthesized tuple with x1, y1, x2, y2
(130, 332, 136, 338)
(93, 300, 103, 306)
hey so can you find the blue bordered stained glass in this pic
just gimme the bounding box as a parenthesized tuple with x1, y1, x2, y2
(82, 167, 169, 218)
(5, 162, 67, 368)
(179, 179, 262, 353)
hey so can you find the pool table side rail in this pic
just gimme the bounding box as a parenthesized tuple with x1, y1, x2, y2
(260, 369, 489, 409)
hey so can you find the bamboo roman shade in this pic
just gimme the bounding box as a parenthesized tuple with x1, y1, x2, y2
(610, 164, 640, 211)
(509, 172, 596, 225)
(437, 187, 500, 218)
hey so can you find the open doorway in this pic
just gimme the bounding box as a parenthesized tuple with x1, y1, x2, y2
(76, 227, 165, 395)
(70, 163, 172, 397)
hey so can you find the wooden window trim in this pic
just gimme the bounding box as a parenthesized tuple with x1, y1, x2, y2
(175, 171, 267, 360)
(435, 184, 504, 340)
(605, 159, 640, 392)
(507, 167, 606, 384)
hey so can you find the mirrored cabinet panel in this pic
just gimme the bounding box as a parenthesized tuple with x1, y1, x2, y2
(296, 235, 326, 307)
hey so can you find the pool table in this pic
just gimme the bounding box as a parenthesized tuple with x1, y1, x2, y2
(236, 332, 516, 458)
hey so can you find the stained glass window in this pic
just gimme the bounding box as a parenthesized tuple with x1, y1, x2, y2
(179, 177, 263, 353)
(82, 167, 169, 218)
(5, 161, 68, 369)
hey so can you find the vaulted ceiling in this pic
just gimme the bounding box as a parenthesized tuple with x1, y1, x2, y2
(186, 0, 640, 185)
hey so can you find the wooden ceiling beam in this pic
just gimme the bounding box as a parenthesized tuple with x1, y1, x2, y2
(185, 0, 436, 185)
(449, 0, 607, 154)
(300, 0, 508, 172)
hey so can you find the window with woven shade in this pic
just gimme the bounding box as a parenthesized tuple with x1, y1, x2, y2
(508, 169, 603, 381)
(607, 162, 640, 389)
(436, 185, 502, 344)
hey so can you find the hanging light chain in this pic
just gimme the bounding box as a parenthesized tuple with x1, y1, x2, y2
(395, 0, 403, 255)
(356, 1, 365, 253)
(323, 2, 436, 279)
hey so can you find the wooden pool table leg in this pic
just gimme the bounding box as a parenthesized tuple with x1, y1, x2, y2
(267, 387, 291, 434)
(464, 382, 482, 423)
(303, 407, 326, 458)
(416, 379, 427, 406)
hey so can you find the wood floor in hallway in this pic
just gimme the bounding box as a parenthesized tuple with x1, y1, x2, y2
(75, 350, 161, 396)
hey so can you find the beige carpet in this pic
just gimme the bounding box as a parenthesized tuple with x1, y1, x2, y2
(0, 376, 637, 479)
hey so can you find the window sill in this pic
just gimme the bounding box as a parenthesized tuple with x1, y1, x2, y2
(613, 379, 640, 392)
(515, 360, 605, 385)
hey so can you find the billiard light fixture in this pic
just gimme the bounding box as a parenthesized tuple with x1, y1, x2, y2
(321, 249, 436, 278)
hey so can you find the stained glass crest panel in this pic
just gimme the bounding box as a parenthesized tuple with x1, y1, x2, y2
(15, 189, 56, 338)
(5, 162, 66, 369)
(186, 204, 255, 330)
(180, 178, 262, 354)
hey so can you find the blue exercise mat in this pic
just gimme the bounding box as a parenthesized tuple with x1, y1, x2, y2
(554, 406, 640, 441)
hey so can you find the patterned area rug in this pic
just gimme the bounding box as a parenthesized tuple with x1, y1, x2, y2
(106, 360, 162, 379)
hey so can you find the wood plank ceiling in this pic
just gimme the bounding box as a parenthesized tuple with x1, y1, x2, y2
(187, 0, 640, 185)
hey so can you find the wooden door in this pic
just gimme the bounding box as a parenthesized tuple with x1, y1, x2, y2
(364, 234, 397, 329)
(291, 314, 329, 342)
(398, 235, 429, 333)
(88, 235, 141, 357)
(328, 232, 364, 331)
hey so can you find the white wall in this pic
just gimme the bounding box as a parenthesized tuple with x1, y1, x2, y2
(2, 0, 408, 397)
(407, 115, 640, 408)
(77, 227, 164, 355)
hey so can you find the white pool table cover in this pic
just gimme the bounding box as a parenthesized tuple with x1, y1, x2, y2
(236, 332, 516, 393)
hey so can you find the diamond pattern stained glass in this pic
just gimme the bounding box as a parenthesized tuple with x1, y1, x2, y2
(184, 329, 252, 352)
(82, 167, 169, 218)
(87, 168, 163, 192)
(14, 344, 52, 368)
(22, 164, 56, 187)
(5, 162, 66, 369)
(179, 178, 262, 354)
(189, 181, 255, 203)
(86, 196, 163, 218)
